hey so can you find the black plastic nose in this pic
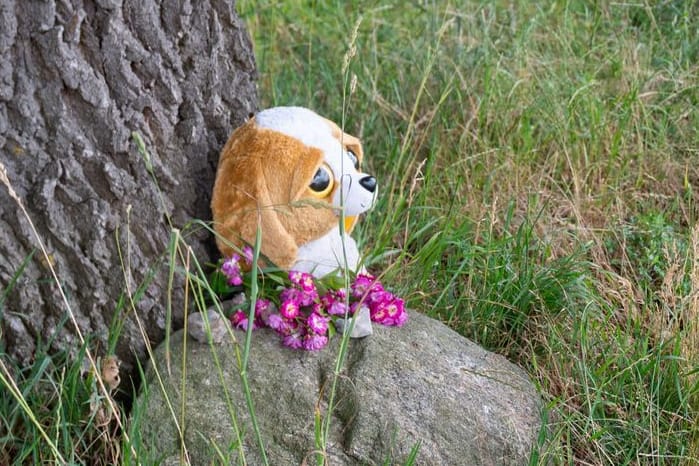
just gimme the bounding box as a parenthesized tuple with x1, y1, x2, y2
(359, 175, 377, 193)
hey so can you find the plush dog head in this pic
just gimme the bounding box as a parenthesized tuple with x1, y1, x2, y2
(211, 107, 377, 269)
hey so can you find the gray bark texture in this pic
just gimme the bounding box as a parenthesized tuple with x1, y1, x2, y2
(0, 0, 257, 371)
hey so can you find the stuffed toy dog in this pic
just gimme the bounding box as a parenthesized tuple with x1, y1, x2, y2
(211, 107, 377, 278)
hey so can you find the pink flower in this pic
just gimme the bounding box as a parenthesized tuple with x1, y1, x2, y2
(385, 299, 402, 320)
(307, 312, 329, 334)
(267, 313, 285, 331)
(289, 270, 304, 286)
(242, 245, 254, 265)
(370, 296, 408, 326)
(321, 290, 348, 316)
(300, 275, 316, 294)
(255, 298, 271, 315)
(303, 333, 328, 351)
(394, 307, 408, 326)
(351, 273, 376, 298)
(230, 309, 257, 330)
(288, 270, 315, 292)
(282, 331, 304, 349)
(254, 298, 271, 328)
(327, 300, 347, 316)
(367, 289, 394, 313)
(219, 257, 408, 351)
(370, 301, 388, 323)
(281, 287, 316, 307)
(368, 289, 391, 306)
(285, 272, 319, 306)
(280, 287, 300, 303)
(301, 291, 318, 306)
(280, 299, 300, 319)
(269, 316, 298, 336)
(221, 255, 243, 286)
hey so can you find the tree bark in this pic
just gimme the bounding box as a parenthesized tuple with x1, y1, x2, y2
(0, 0, 257, 371)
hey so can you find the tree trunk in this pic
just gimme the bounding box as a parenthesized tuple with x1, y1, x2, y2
(0, 0, 257, 372)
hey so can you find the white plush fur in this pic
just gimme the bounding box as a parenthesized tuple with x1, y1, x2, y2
(330, 156, 377, 217)
(256, 107, 339, 155)
(294, 226, 362, 277)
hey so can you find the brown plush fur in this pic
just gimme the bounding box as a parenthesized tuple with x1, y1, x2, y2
(211, 116, 364, 269)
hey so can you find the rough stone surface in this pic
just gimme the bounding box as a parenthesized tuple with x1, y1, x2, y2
(187, 309, 231, 344)
(136, 311, 542, 465)
(0, 0, 257, 370)
(336, 305, 373, 338)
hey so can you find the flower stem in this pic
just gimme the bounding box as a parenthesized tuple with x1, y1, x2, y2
(320, 19, 362, 460)
(239, 225, 269, 465)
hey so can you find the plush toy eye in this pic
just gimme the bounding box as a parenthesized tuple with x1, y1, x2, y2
(347, 150, 359, 169)
(308, 164, 334, 197)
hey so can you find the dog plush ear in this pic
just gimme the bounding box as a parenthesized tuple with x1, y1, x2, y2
(212, 120, 301, 269)
(323, 117, 364, 166)
(211, 119, 331, 269)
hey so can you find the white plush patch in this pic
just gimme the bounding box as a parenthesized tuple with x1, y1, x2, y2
(294, 226, 362, 278)
(333, 172, 377, 216)
(256, 106, 342, 160)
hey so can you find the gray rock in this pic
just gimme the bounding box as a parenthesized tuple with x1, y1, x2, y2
(0, 0, 257, 371)
(336, 305, 373, 338)
(187, 295, 250, 343)
(136, 311, 542, 465)
(187, 310, 231, 344)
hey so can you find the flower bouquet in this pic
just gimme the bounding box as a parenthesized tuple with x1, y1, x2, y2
(208, 246, 408, 351)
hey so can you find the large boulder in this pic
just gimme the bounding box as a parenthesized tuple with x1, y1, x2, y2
(136, 311, 542, 465)
(0, 0, 257, 370)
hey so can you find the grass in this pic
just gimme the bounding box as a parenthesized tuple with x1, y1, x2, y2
(240, 0, 699, 463)
(2, 0, 699, 464)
